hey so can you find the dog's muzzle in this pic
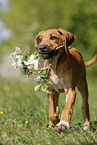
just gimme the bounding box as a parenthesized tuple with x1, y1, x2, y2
(38, 45, 59, 59)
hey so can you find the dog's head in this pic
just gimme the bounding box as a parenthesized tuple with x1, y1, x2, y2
(35, 28, 76, 59)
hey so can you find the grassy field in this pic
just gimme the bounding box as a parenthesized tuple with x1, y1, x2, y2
(0, 67, 97, 145)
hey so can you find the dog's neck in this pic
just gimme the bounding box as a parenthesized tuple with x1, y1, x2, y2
(44, 48, 70, 73)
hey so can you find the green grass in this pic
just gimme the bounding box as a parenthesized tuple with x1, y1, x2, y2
(0, 75, 97, 145)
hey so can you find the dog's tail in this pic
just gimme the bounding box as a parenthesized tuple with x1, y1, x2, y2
(85, 51, 97, 67)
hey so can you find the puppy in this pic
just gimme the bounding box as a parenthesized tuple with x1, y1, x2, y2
(35, 28, 97, 131)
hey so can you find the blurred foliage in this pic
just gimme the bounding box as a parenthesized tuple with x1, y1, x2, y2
(1, 0, 97, 59)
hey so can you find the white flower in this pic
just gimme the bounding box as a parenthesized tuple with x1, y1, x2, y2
(13, 51, 18, 57)
(27, 55, 35, 64)
(16, 55, 20, 59)
(34, 85, 41, 91)
(14, 51, 18, 55)
(9, 51, 17, 59)
(12, 60, 17, 69)
(24, 61, 28, 65)
(12, 59, 23, 69)
(15, 47, 21, 52)
(41, 86, 45, 92)
(33, 59, 38, 70)
(17, 59, 23, 68)
(27, 65, 33, 70)
(29, 54, 34, 60)
(36, 76, 41, 80)
(24, 54, 39, 70)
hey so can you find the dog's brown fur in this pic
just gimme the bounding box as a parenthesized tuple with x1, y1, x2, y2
(35, 28, 97, 130)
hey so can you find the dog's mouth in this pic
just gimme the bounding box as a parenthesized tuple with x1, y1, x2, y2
(38, 45, 59, 59)
(41, 53, 52, 59)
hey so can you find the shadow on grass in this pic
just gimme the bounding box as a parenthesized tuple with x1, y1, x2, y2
(93, 120, 97, 125)
(73, 121, 97, 132)
(90, 121, 97, 132)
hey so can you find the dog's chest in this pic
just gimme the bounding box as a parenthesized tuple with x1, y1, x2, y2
(50, 70, 64, 92)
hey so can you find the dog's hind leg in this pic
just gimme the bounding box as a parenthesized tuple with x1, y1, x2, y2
(77, 75, 90, 130)
(48, 90, 60, 127)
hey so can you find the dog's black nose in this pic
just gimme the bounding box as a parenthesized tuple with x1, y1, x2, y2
(39, 45, 47, 51)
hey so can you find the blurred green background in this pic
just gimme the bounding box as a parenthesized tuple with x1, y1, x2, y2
(0, 0, 97, 144)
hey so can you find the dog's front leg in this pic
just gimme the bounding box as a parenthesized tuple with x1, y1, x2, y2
(56, 88, 76, 130)
(48, 90, 60, 127)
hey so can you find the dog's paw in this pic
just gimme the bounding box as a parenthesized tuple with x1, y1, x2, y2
(83, 124, 90, 131)
(56, 120, 69, 128)
(55, 120, 69, 132)
(83, 122, 90, 131)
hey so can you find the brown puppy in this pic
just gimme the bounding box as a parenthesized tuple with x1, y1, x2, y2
(35, 28, 97, 131)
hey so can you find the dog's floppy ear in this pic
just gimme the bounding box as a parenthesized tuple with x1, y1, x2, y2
(58, 28, 76, 51)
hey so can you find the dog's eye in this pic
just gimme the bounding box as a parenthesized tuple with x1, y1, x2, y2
(50, 36, 57, 40)
(38, 37, 42, 43)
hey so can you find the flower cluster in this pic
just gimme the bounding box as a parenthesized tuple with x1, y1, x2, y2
(10, 47, 39, 70)
(10, 47, 52, 93)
